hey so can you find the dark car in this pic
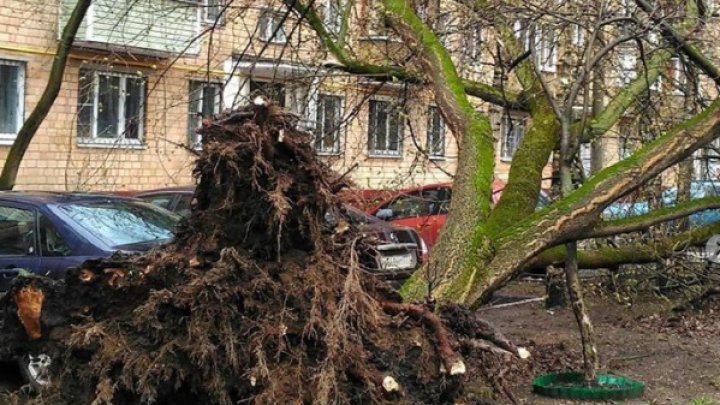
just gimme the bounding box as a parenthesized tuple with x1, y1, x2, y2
(0, 191, 180, 292)
(132, 187, 427, 283)
(0, 191, 180, 388)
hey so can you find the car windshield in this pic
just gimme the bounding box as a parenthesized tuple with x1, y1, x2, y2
(57, 200, 179, 248)
(345, 206, 380, 224)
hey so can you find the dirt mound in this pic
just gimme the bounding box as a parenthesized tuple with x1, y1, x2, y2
(0, 102, 526, 404)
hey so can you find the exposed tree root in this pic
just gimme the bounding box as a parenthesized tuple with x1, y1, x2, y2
(0, 102, 522, 404)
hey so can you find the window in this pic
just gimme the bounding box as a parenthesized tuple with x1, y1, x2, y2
(380, 188, 449, 220)
(368, 99, 403, 156)
(0, 59, 25, 143)
(618, 48, 637, 85)
(249, 80, 286, 106)
(618, 122, 635, 160)
(0, 206, 35, 256)
(534, 26, 557, 72)
(571, 24, 585, 47)
(500, 115, 525, 161)
(462, 23, 483, 67)
(39, 215, 71, 257)
(696, 140, 720, 180)
(427, 107, 445, 158)
(513, 21, 556, 72)
(142, 194, 176, 210)
(671, 57, 686, 95)
(580, 143, 592, 176)
(58, 201, 178, 249)
(77, 70, 145, 144)
(325, 0, 345, 35)
(203, 0, 224, 24)
(435, 12, 452, 48)
(258, 10, 287, 43)
(188, 81, 222, 147)
(314, 94, 342, 154)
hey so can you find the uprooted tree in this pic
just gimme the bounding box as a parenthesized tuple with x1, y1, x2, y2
(1, 103, 542, 404)
(3, 0, 720, 401)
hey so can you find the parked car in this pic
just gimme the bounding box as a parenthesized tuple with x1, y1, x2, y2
(0, 191, 180, 388)
(0, 191, 180, 292)
(602, 180, 720, 227)
(368, 180, 552, 248)
(131, 187, 427, 283)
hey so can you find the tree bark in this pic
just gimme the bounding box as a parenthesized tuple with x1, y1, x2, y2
(375, 0, 496, 304)
(564, 242, 599, 383)
(0, 0, 92, 190)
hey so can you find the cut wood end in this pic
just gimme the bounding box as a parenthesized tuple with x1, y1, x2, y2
(79, 269, 95, 282)
(253, 96, 266, 106)
(15, 286, 44, 340)
(250, 376, 257, 387)
(188, 257, 201, 268)
(518, 347, 531, 359)
(450, 359, 466, 375)
(382, 376, 400, 392)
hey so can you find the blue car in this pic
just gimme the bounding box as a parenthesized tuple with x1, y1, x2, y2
(0, 191, 180, 292)
(602, 180, 720, 227)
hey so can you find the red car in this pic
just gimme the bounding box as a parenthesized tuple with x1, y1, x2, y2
(368, 181, 551, 249)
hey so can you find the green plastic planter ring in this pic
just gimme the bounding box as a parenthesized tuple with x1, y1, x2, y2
(533, 372, 645, 401)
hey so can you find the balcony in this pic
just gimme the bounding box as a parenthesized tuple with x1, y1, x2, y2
(59, 0, 201, 57)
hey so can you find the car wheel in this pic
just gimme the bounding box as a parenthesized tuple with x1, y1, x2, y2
(18, 353, 51, 390)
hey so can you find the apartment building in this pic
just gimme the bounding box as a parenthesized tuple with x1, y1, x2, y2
(1, 0, 711, 193)
(0, 0, 461, 192)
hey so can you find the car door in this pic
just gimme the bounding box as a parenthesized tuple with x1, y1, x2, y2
(0, 202, 40, 291)
(36, 213, 94, 281)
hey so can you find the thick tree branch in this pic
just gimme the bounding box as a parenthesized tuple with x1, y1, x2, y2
(527, 220, 720, 270)
(0, 0, 93, 190)
(467, 96, 720, 308)
(580, 196, 720, 239)
(286, 0, 526, 110)
(376, 0, 497, 303)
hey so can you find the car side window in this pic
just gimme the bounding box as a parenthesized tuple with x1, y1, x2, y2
(383, 193, 424, 220)
(0, 205, 37, 256)
(39, 215, 71, 257)
(144, 194, 175, 210)
(174, 195, 192, 217)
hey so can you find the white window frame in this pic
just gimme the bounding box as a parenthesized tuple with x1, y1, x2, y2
(534, 25, 557, 72)
(324, 0, 345, 35)
(580, 142, 592, 176)
(618, 123, 634, 160)
(500, 115, 525, 161)
(571, 23, 585, 47)
(464, 23, 483, 70)
(77, 70, 145, 148)
(427, 106, 445, 159)
(367, 97, 403, 158)
(258, 9, 288, 43)
(671, 57, 686, 95)
(0, 59, 25, 145)
(618, 48, 637, 85)
(314, 93, 343, 155)
(188, 80, 223, 148)
(202, 0, 225, 24)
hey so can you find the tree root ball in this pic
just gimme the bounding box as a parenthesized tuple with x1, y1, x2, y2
(0, 102, 519, 405)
